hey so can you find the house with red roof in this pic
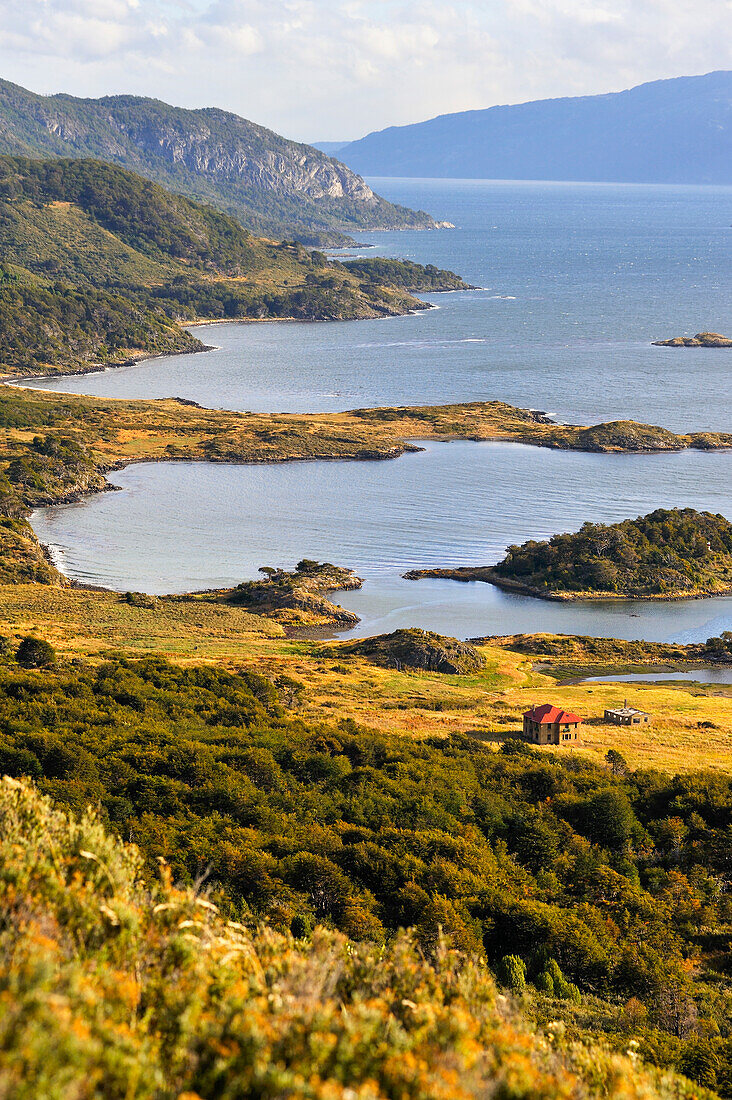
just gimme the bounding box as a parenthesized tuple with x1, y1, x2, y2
(523, 703, 582, 746)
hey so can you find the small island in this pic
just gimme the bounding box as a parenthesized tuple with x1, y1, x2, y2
(404, 508, 732, 601)
(653, 332, 732, 347)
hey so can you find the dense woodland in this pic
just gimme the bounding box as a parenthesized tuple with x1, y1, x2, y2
(494, 508, 732, 597)
(0, 157, 465, 374)
(0, 649, 731, 1092)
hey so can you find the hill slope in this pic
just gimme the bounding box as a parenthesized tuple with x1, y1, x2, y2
(0, 776, 713, 1100)
(0, 156, 469, 375)
(0, 79, 441, 245)
(337, 71, 732, 183)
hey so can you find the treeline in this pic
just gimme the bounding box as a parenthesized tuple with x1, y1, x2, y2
(495, 508, 732, 596)
(342, 256, 470, 291)
(1, 651, 731, 1090)
(0, 275, 200, 373)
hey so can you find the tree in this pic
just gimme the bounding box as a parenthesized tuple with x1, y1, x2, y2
(606, 749, 630, 776)
(497, 955, 526, 994)
(16, 635, 56, 669)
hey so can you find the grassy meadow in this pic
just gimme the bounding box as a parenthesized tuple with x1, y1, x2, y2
(1, 581, 730, 774)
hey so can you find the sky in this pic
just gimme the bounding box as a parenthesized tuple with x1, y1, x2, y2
(0, 0, 730, 142)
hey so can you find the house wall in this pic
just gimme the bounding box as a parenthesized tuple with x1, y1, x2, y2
(522, 718, 581, 744)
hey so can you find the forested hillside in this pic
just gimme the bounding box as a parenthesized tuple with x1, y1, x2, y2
(0, 157, 468, 375)
(0, 78, 441, 245)
(1, 650, 731, 1092)
(1, 776, 713, 1100)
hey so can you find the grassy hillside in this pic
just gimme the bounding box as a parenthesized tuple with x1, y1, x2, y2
(1, 776, 715, 1100)
(0, 78, 442, 246)
(0, 157, 469, 376)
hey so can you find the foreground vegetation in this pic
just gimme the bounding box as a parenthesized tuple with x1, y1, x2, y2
(1, 641, 732, 1094)
(3, 777, 715, 1100)
(410, 509, 732, 600)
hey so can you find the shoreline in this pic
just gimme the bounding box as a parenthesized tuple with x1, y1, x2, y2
(403, 565, 732, 603)
(1, 300, 446, 388)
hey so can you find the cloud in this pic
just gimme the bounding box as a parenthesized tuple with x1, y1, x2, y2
(0, 0, 729, 137)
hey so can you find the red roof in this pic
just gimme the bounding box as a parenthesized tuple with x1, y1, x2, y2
(524, 703, 582, 725)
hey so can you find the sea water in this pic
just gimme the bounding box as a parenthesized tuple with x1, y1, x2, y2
(28, 180, 732, 641)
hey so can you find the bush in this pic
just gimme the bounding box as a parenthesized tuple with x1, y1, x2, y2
(15, 635, 56, 669)
(0, 777, 700, 1100)
(497, 954, 527, 993)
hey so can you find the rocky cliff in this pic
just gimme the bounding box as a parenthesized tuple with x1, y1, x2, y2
(0, 81, 439, 244)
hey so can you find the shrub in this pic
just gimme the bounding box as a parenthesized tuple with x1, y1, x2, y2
(15, 635, 56, 669)
(497, 954, 527, 993)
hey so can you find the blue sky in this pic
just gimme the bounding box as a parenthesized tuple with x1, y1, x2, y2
(0, 0, 729, 141)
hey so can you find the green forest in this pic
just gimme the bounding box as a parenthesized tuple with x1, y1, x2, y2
(0, 157, 467, 375)
(493, 508, 732, 597)
(0, 648, 731, 1093)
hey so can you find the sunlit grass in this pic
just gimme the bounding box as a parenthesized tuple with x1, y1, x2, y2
(2, 581, 729, 774)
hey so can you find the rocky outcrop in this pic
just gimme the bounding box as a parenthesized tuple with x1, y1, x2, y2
(572, 421, 688, 452)
(653, 332, 732, 347)
(338, 628, 485, 674)
(221, 560, 363, 628)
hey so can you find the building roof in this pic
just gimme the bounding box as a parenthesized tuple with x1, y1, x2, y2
(524, 703, 583, 725)
(605, 706, 649, 718)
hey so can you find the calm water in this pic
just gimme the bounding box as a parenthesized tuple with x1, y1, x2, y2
(28, 180, 732, 641)
(31, 441, 732, 643)
(26, 180, 732, 432)
(579, 669, 732, 684)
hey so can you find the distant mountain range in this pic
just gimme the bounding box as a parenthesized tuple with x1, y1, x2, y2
(0, 79, 439, 246)
(333, 72, 732, 184)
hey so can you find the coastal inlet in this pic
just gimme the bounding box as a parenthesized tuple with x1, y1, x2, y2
(31, 440, 732, 644)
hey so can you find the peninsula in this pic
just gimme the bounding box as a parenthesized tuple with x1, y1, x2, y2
(405, 507, 732, 601)
(0, 156, 471, 378)
(211, 560, 363, 629)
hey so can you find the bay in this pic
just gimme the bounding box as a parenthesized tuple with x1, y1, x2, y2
(27, 179, 732, 641)
(25, 179, 732, 432)
(30, 441, 732, 643)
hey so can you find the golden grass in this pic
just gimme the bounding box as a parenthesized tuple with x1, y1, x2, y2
(3, 387, 730, 479)
(0, 585, 281, 663)
(2, 581, 729, 775)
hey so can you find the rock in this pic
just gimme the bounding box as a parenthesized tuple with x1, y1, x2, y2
(653, 332, 732, 347)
